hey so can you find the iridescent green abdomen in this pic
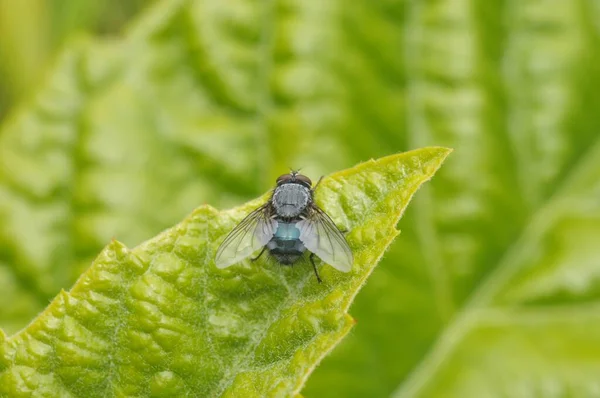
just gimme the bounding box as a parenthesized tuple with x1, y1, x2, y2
(267, 221, 306, 264)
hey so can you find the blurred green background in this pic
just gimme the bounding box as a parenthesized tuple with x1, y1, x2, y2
(0, 0, 152, 119)
(2, 0, 600, 397)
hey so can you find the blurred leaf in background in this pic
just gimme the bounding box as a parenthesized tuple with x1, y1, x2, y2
(0, 0, 154, 121)
(2, 0, 600, 397)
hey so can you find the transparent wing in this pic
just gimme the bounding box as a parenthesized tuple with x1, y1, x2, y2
(215, 204, 277, 269)
(297, 206, 353, 272)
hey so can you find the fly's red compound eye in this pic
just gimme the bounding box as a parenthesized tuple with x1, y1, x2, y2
(295, 174, 312, 188)
(276, 174, 293, 185)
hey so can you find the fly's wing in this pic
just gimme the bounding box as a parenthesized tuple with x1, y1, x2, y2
(297, 206, 353, 272)
(215, 203, 277, 269)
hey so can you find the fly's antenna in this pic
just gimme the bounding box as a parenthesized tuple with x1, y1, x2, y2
(289, 167, 302, 179)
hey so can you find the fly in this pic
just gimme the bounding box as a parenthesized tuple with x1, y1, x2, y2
(215, 171, 353, 283)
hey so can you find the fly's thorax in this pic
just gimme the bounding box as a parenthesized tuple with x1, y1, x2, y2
(272, 183, 311, 218)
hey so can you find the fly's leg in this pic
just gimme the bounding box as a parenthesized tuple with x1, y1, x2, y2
(251, 246, 267, 262)
(312, 176, 324, 192)
(309, 253, 323, 283)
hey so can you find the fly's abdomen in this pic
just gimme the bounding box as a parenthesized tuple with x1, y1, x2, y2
(274, 222, 301, 240)
(267, 221, 305, 265)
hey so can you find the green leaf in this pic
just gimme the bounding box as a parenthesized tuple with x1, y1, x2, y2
(393, 145, 600, 397)
(0, 148, 449, 396)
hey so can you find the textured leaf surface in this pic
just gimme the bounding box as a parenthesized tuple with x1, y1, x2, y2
(0, 148, 449, 397)
(2, 0, 600, 397)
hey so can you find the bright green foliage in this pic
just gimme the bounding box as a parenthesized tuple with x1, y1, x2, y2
(0, 0, 153, 119)
(2, 0, 600, 397)
(0, 148, 449, 396)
